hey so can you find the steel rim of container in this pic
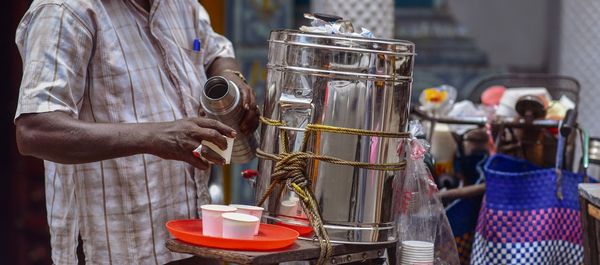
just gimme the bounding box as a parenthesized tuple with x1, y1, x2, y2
(270, 29, 416, 49)
(266, 64, 413, 81)
(202, 77, 240, 116)
(270, 39, 416, 57)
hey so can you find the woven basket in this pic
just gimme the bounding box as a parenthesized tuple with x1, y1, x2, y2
(471, 154, 588, 265)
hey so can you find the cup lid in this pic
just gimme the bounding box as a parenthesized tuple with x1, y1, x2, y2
(201, 204, 237, 212)
(222, 212, 260, 223)
(229, 204, 264, 211)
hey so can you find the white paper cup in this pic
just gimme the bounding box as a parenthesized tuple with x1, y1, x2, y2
(229, 204, 264, 235)
(222, 212, 259, 239)
(280, 199, 300, 217)
(200, 204, 237, 237)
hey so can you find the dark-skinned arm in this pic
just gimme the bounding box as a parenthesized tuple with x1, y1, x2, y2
(15, 111, 236, 169)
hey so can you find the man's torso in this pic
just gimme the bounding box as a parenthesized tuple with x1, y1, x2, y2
(16, 0, 234, 264)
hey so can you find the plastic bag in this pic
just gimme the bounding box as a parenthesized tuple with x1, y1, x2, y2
(394, 121, 460, 265)
(419, 85, 458, 114)
(447, 100, 486, 135)
(299, 13, 374, 38)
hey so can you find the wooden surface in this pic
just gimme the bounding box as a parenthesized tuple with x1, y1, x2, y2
(579, 183, 600, 207)
(589, 203, 600, 221)
(579, 183, 600, 264)
(580, 196, 600, 265)
(166, 239, 396, 264)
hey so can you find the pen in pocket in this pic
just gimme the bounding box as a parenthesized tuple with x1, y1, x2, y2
(193, 38, 201, 52)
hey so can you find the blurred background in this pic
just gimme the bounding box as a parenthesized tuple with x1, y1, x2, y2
(2, 0, 600, 264)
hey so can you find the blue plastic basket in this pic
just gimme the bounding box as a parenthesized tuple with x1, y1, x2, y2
(471, 154, 589, 265)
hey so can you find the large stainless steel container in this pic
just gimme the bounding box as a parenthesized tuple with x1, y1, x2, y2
(256, 30, 415, 244)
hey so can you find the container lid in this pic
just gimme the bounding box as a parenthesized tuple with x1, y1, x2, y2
(269, 29, 415, 56)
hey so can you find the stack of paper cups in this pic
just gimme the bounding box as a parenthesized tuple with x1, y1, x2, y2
(401, 241, 434, 265)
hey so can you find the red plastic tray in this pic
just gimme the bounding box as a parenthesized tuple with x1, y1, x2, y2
(166, 219, 299, 251)
(274, 222, 313, 236)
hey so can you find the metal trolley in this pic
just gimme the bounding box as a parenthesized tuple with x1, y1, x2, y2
(412, 74, 584, 264)
(414, 73, 582, 185)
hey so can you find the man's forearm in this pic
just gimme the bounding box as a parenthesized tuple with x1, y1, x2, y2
(206, 57, 241, 78)
(16, 111, 156, 164)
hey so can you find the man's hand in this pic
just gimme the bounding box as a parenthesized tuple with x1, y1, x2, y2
(206, 57, 260, 135)
(150, 117, 236, 169)
(221, 70, 260, 135)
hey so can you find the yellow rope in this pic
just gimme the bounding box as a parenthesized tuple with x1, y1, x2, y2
(257, 116, 409, 265)
(260, 116, 286, 126)
(256, 149, 407, 172)
(307, 123, 411, 138)
(260, 116, 411, 138)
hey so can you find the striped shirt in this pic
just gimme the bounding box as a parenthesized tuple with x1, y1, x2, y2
(15, 0, 234, 264)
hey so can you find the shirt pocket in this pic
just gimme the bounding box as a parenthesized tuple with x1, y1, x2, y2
(171, 27, 205, 66)
(179, 45, 204, 67)
(169, 27, 209, 88)
(175, 40, 209, 82)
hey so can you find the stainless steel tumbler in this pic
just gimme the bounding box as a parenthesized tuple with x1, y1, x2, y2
(201, 76, 257, 163)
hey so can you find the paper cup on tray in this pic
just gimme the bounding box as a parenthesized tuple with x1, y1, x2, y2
(229, 204, 264, 235)
(222, 212, 259, 239)
(200, 204, 236, 237)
